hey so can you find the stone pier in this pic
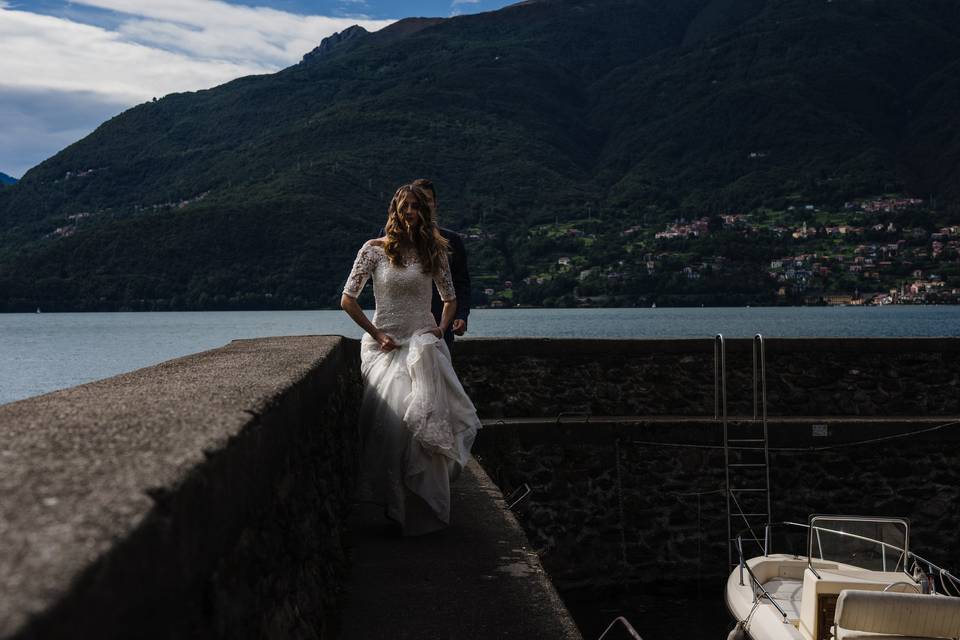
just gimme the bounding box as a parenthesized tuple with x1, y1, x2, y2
(2, 335, 958, 639)
(0, 335, 579, 640)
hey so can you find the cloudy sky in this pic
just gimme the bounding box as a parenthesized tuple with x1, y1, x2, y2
(0, 0, 514, 178)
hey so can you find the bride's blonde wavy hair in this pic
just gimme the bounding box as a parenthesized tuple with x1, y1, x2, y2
(384, 184, 449, 275)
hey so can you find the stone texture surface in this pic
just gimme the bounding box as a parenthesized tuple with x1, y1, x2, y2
(456, 335, 960, 611)
(339, 458, 582, 640)
(0, 335, 362, 639)
(6, 335, 957, 639)
(474, 417, 960, 594)
(454, 338, 960, 418)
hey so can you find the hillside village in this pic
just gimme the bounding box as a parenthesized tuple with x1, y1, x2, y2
(465, 196, 960, 308)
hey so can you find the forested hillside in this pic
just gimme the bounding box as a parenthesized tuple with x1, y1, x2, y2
(1, 0, 959, 310)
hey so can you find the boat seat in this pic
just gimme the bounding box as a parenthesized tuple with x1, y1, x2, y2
(833, 589, 960, 640)
(761, 577, 803, 620)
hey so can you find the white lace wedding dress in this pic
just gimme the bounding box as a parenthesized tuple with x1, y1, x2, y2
(343, 239, 481, 535)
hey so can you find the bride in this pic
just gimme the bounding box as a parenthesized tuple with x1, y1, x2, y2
(340, 183, 482, 536)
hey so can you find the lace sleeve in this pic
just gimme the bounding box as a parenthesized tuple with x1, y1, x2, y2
(343, 242, 379, 298)
(434, 253, 456, 302)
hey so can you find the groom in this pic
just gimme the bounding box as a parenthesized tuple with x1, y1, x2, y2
(411, 178, 471, 352)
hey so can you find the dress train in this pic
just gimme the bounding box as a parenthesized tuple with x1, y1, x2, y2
(354, 331, 479, 535)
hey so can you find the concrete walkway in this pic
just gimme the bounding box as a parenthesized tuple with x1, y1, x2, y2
(339, 458, 583, 640)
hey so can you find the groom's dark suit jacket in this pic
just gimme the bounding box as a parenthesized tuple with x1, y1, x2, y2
(375, 227, 471, 348)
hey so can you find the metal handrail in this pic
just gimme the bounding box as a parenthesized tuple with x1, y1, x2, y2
(714, 334, 726, 420)
(505, 483, 531, 510)
(715, 334, 731, 566)
(597, 616, 645, 640)
(752, 334, 764, 421)
(730, 490, 764, 552)
(909, 552, 960, 590)
(808, 515, 910, 577)
(556, 412, 591, 424)
(756, 520, 960, 593)
(940, 568, 960, 596)
(736, 536, 790, 623)
(753, 334, 772, 528)
(775, 520, 907, 570)
(735, 522, 960, 629)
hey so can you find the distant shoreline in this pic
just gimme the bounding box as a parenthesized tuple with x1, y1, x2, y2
(8, 302, 960, 314)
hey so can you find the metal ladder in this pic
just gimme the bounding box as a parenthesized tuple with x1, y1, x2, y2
(715, 334, 773, 566)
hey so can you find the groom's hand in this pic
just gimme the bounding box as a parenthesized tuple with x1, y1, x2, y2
(452, 319, 467, 336)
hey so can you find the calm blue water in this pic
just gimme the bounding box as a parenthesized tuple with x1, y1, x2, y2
(2, 306, 959, 405)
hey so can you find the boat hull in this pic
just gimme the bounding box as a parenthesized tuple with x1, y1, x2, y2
(725, 555, 806, 640)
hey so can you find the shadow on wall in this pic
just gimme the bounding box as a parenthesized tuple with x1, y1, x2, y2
(458, 338, 960, 638)
(454, 337, 960, 418)
(0, 336, 363, 640)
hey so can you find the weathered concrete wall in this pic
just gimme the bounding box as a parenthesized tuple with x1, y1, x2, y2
(0, 336, 362, 640)
(455, 338, 960, 418)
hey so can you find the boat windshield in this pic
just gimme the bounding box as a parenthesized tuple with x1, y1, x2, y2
(807, 515, 909, 573)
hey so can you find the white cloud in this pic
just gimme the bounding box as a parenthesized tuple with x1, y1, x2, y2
(0, 2, 394, 100)
(72, 0, 394, 67)
(0, 8, 268, 103)
(0, 1, 395, 176)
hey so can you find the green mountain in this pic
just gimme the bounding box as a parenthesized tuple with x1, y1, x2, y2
(1, 0, 959, 311)
(0, 173, 16, 186)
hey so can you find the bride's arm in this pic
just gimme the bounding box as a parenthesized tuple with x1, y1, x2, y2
(341, 241, 396, 351)
(340, 294, 397, 351)
(437, 299, 457, 334)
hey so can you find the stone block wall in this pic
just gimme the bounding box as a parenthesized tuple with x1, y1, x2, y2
(456, 337, 960, 595)
(455, 338, 960, 418)
(476, 419, 960, 593)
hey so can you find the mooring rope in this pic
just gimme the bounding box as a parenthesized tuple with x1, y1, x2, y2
(618, 419, 960, 452)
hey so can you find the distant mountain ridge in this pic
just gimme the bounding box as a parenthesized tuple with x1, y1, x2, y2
(301, 17, 446, 63)
(0, 0, 959, 311)
(300, 24, 369, 62)
(0, 173, 15, 186)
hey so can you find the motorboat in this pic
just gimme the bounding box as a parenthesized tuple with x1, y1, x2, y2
(716, 337, 960, 639)
(725, 515, 960, 639)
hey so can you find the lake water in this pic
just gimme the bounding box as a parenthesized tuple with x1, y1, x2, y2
(2, 306, 960, 405)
